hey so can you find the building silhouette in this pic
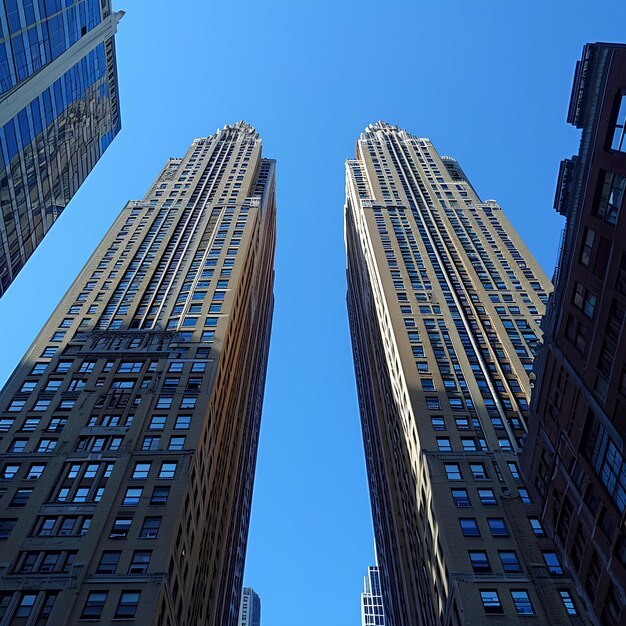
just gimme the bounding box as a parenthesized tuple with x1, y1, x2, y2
(0, 0, 123, 296)
(522, 42, 626, 626)
(345, 122, 589, 625)
(0, 122, 275, 625)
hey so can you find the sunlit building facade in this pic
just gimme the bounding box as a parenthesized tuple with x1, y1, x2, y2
(522, 42, 626, 626)
(0, 0, 123, 296)
(0, 122, 275, 625)
(345, 122, 589, 625)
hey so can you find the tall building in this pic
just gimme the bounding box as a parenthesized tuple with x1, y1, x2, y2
(0, 121, 275, 625)
(238, 587, 261, 626)
(361, 565, 386, 626)
(521, 43, 626, 626)
(0, 0, 123, 297)
(345, 122, 588, 625)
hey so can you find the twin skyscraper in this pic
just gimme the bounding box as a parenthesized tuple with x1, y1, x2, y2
(0, 39, 624, 626)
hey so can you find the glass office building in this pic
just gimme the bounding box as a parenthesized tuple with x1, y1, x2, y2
(0, 0, 123, 296)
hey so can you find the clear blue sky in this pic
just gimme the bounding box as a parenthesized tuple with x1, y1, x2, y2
(1, 2, 625, 624)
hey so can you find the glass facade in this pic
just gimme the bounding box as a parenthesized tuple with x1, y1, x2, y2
(0, 0, 122, 296)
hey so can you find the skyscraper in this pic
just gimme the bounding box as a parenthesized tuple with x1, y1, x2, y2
(238, 587, 261, 626)
(345, 122, 588, 625)
(522, 43, 626, 625)
(0, 0, 123, 297)
(361, 566, 386, 626)
(0, 121, 275, 625)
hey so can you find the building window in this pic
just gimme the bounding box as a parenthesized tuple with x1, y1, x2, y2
(115, 591, 140, 618)
(10, 489, 32, 506)
(469, 550, 491, 573)
(81, 592, 108, 619)
(437, 437, 452, 451)
(487, 518, 509, 537)
(174, 415, 191, 430)
(610, 94, 626, 152)
(572, 281, 597, 318)
(598, 171, 626, 225)
(480, 590, 503, 614)
(459, 518, 480, 537)
(519, 488, 532, 504)
(110, 517, 133, 539)
(426, 397, 441, 410)
(470, 463, 489, 480)
(529, 517, 545, 537)
(499, 551, 522, 573)
(579, 228, 595, 267)
(510, 590, 534, 615)
(451, 489, 470, 507)
(15, 593, 36, 618)
(445, 463, 462, 480)
(96, 551, 121, 574)
(542, 551, 563, 575)
(150, 487, 170, 505)
(128, 551, 151, 575)
(478, 489, 497, 505)
(0, 518, 17, 540)
(123, 488, 143, 506)
(158, 462, 177, 479)
(559, 590, 577, 615)
(132, 463, 151, 480)
(139, 517, 161, 539)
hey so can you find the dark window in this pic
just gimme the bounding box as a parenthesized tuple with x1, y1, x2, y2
(96, 551, 121, 574)
(459, 518, 480, 537)
(487, 518, 509, 537)
(469, 550, 491, 573)
(499, 550, 522, 573)
(128, 551, 151, 575)
(511, 590, 534, 615)
(139, 517, 161, 539)
(115, 591, 140, 618)
(81, 592, 107, 619)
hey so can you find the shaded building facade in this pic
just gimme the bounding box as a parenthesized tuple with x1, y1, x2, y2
(522, 43, 626, 626)
(346, 122, 588, 625)
(0, 0, 123, 296)
(238, 587, 261, 626)
(0, 122, 275, 625)
(361, 565, 386, 626)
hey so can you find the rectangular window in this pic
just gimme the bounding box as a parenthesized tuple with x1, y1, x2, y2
(128, 551, 151, 575)
(469, 550, 491, 573)
(542, 551, 563, 575)
(81, 592, 107, 619)
(559, 590, 577, 615)
(511, 590, 534, 615)
(480, 590, 503, 614)
(487, 518, 509, 537)
(459, 518, 480, 537)
(499, 551, 522, 573)
(451, 489, 470, 507)
(96, 551, 121, 574)
(139, 517, 161, 539)
(610, 94, 626, 152)
(572, 281, 597, 318)
(445, 463, 462, 480)
(478, 489, 497, 505)
(158, 462, 177, 479)
(115, 591, 140, 618)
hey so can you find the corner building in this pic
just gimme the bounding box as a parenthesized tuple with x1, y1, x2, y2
(522, 43, 626, 626)
(0, 122, 275, 625)
(0, 0, 123, 296)
(345, 122, 588, 625)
